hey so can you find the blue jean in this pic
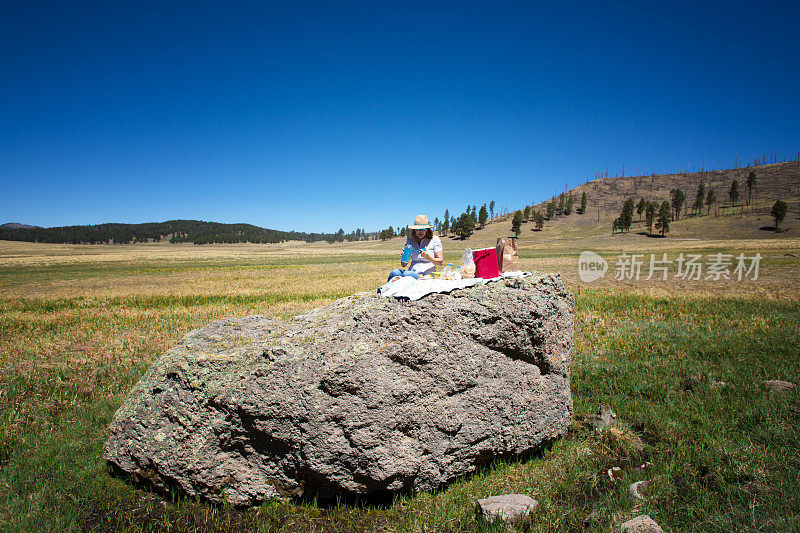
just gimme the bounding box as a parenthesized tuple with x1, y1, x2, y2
(388, 269, 419, 282)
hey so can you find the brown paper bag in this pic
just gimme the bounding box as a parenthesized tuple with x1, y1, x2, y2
(496, 237, 519, 273)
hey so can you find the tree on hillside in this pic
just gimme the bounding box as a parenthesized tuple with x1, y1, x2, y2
(670, 188, 686, 221)
(656, 200, 671, 236)
(579, 191, 587, 214)
(546, 198, 556, 219)
(706, 189, 716, 215)
(772, 200, 787, 231)
(693, 181, 706, 215)
(454, 213, 474, 240)
(619, 198, 635, 232)
(636, 197, 647, 219)
(645, 201, 657, 235)
(523, 205, 531, 222)
(729, 179, 739, 205)
(450, 216, 460, 239)
(443, 209, 450, 236)
(478, 204, 488, 228)
(746, 172, 757, 207)
(511, 211, 523, 237)
(612, 218, 620, 235)
(489, 201, 495, 219)
(557, 193, 565, 215)
(534, 210, 545, 230)
(565, 193, 574, 215)
(434, 217, 440, 233)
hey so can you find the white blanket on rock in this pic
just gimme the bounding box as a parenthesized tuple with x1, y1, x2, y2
(379, 271, 531, 301)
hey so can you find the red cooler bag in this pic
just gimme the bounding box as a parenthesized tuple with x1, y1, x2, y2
(473, 247, 500, 278)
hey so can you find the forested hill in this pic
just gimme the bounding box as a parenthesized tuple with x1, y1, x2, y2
(0, 220, 351, 245)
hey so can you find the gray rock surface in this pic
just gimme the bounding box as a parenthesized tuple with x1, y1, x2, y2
(476, 493, 538, 524)
(620, 514, 664, 532)
(576, 405, 616, 431)
(104, 273, 574, 506)
(628, 480, 649, 501)
(764, 379, 795, 392)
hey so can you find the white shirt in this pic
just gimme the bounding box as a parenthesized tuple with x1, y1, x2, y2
(406, 235, 443, 275)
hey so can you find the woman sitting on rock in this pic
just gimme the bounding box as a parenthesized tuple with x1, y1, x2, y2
(387, 215, 444, 282)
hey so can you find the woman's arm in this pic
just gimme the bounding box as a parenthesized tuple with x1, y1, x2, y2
(420, 249, 444, 267)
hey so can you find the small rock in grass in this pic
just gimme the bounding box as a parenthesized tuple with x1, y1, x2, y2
(476, 494, 538, 525)
(628, 480, 649, 501)
(764, 380, 795, 392)
(577, 447, 593, 458)
(620, 514, 664, 532)
(576, 405, 616, 431)
(607, 466, 623, 482)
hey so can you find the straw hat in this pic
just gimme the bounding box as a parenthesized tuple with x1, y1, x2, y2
(407, 214, 433, 230)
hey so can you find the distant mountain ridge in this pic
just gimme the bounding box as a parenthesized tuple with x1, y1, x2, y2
(0, 219, 350, 245)
(1, 222, 41, 230)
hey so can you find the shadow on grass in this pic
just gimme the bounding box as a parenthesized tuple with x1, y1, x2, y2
(759, 226, 791, 233)
(634, 232, 667, 238)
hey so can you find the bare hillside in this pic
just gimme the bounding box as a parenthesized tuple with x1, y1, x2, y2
(535, 161, 800, 219)
(442, 161, 800, 249)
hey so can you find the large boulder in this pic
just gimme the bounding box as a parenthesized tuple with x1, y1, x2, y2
(104, 273, 574, 506)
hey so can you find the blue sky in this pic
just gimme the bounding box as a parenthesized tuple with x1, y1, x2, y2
(1, 1, 799, 233)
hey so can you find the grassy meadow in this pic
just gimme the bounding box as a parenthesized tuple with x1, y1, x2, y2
(1, 235, 799, 532)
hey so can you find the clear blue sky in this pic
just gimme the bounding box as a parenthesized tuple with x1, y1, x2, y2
(2, 1, 799, 233)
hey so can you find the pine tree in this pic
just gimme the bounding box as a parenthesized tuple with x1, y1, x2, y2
(579, 191, 587, 214)
(656, 201, 671, 236)
(523, 206, 531, 221)
(729, 179, 739, 205)
(772, 200, 787, 231)
(746, 172, 757, 206)
(478, 205, 488, 228)
(620, 198, 635, 232)
(511, 211, 523, 237)
(637, 198, 647, 219)
(706, 189, 716, 215)
(455, 213, 473, 239)
(546, 198, 556, 219)
(694, 181, 706, 215)
(489, 201, 495, 219)
(670, 188, 685, 220)
(557, 193, 565, 214)
(443, 209, 449, 236)
(565, 193, 574, 215)
(534, 210, 545, 230)
(645, 201, 656, 235)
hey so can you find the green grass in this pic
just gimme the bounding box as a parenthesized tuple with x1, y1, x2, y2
(1, 250, 799, 531)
